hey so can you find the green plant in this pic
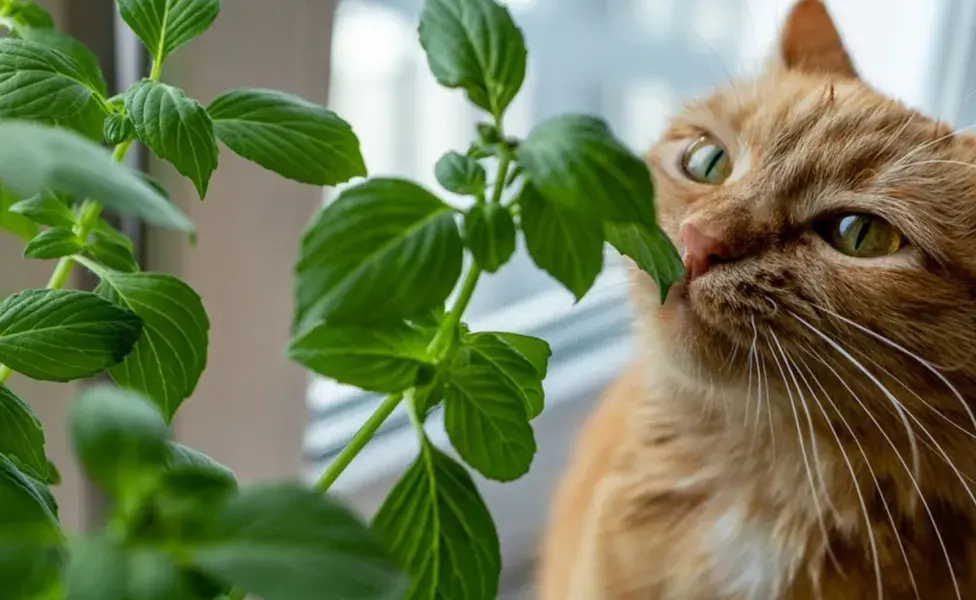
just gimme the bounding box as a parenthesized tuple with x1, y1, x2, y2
(0, 0, 681, 598)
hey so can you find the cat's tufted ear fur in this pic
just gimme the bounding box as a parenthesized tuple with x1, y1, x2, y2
(776, 0, 858, 79)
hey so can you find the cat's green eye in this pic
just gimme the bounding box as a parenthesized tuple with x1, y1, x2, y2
(681, 136, 732, 184)
(818, 213, 905, 258)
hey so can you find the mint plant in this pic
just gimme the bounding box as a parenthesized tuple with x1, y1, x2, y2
(0, 0, 682, 598)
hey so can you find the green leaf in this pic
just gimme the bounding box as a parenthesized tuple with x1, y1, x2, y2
(20, 470, 57, 518)
(471, 331, 549, 418)
(155, 443, 237, 537)
(208, 88, 366, 186)
(443, 344, 536, 481)
(463, 202, 515, 273)
(84, 231, 140, 273)
(23, 227, 83, 259)
(69, 386, 169, 496)
(373, 441, 500, 600)
(52, 96, 106, 142)
(419, 0, 527, 119)
(435, 151, 486, 196)
(116, 0, 220, 65)
(0, 382, 49, 483)
(0, 38, 93, 119)
(605, 222, 683, 303)
(519, 183, 603, 300)
(85, 265, 209, 422)
(295, 178, 463, 332)
(0, 289, 143, 382)
(0, 185, 38, 240)
(0, 454, 63, 600)
(518, 114, 657, 226)
(0, 122, 195, 232)
(126, 549, 197, 600)
(288, 322, 434, 393)
(10, 4, 55, 29)
(9, 192, 76, 229)
(17, 27, 108, 96)
(190, 483, 404, 600)
(126, 80, 218, 198)
(165, 442, 236, 491)
(64, 535, 127, 600)
(103, 112, 135, 146)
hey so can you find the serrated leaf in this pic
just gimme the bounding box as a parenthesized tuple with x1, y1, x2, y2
(0, 382, 49, 483)
(443, 345, 536, 481)
(472, 331, 549, 418)
(0, 38, 94, 119)
(189, 483, 404, 600)
(373, 441, 500, 600)
(464, 202, 515, 273)
(295, 178, 463, 332)
(0, 122, 194, 232)
(208, 88, 366, 186)
(9, 192, 76, 229)
(17, 27, 108, 96)
(0, 185, 38, 240)
(288, 322, 434, 393)
(126, 80, 218, 198)
(104, 112, 135, 146)
(0, 289, 143, 382)
(435, 151, 486, 196)
(519, 114, 657, 227)
(419, 0, 527, 119)
(519, 183, 603, 300)
(605, 222, 683, 303)
(116, 0, 220, 65)
(23, 227, 83, 259)
(85, 265, 209, 422)
(69, 386, 169, 497)
(0, 454, 63, 599)
(52, 96, 106, 142)
(85, 225, 140, 273)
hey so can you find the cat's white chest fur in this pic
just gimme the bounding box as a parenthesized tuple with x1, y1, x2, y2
(705, 506, 792, 600)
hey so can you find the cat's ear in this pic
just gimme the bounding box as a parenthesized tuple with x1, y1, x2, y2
(776, 0, 858, 79)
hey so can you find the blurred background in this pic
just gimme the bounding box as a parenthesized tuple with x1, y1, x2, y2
(1, 0, 974, 597)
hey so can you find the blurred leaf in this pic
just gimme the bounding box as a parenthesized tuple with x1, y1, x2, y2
(23, 227, 83, 260)
(435, 151, 486, 196)
(463, 202, 515, 273)
(9, 192, 76, 229)
(0, 382, 49, 482)
(0, 186, 38, 240)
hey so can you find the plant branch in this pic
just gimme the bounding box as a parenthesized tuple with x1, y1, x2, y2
(0, 139, 135, 384)
(314, 392, 405, 493)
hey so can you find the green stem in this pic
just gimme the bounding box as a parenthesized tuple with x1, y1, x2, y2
(313, 392, 404, 493)
(0, 139, 135, 385)
(149, 59, 163, 81)
(491, 154, 511, 205)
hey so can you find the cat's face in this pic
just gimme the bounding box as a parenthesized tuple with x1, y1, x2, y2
(639, 0, 976, 406)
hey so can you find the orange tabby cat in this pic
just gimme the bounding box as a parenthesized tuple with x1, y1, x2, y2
(539, 1, 976, 598)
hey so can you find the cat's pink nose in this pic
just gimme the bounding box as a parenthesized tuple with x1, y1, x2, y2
(680, 222, 730, 280)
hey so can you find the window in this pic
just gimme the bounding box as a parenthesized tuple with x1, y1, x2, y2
(307, 0, 968, 596)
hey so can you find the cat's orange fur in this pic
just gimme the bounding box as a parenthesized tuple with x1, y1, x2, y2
(539, 1, 976, 598)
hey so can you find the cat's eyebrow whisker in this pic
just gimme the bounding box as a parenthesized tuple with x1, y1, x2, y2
(792, 348, 889, 600)
(889, 123, 976, 172)
(765, 334, 837, 566)
(791, 314, 962, 600)
(890, 159, 976, 175)
(808, 303, 976, 438)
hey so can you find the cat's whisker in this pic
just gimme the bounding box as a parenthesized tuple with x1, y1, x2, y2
(809, 303, 976, 437)
(792, 349, 888, 600)
(772, 332, 843, 524)
(850, 348, 976, 518)
(761, 346, 775, 460)
(792, 315, 962, 600)
(791, 311, 921, 486)
(746, 319, 758, 427)
(764, 333, 837, 564)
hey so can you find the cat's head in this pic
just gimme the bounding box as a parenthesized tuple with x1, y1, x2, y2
(639, 0, 976, 414)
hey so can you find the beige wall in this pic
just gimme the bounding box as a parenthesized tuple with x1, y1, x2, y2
(0, 0, 336, 530)
(148, 1, 337, 483)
